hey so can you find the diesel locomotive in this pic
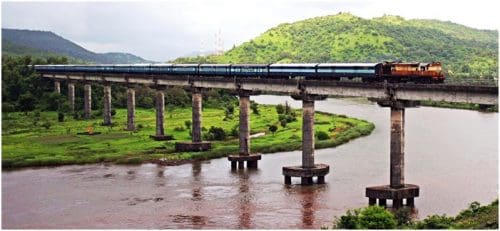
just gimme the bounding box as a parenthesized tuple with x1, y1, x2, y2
(34, 61, 445, 83)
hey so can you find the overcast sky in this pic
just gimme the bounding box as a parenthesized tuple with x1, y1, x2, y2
(2, 0, 499, 61)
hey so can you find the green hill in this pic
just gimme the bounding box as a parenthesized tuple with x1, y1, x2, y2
(177, 13, 498, 79)
(2, 28, 153, 64)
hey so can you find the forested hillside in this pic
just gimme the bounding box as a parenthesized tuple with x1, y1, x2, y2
(2, 29, 152, 64)
(177, 13, 498, 80)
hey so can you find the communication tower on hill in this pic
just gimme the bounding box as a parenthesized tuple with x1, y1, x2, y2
(215, 29, 224, 55)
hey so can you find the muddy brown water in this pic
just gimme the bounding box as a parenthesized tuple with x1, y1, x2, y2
(2, 96, 498, 229)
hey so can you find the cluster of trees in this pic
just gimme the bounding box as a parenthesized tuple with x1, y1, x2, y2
(275, 102, 297, 128)
(2, 55, 238, 117)
(330, 200, 498, 229)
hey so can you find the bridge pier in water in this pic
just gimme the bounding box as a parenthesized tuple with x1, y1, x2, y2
(68, 82, 75, 113)
(126, 86, 135, 131)
(175, 88, 211, 152)
(83, 83, 92, 119)
(283, 94, 330, 185)
(228, 90, 261, 169)
(102, 84, 112, 126)
(366, 100, 420, 209)
(150, 87, 173, 141)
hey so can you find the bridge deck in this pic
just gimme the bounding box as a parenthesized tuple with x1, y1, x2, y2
(39, 72, 498, 105)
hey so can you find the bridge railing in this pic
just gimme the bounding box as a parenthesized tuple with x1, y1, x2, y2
(444, 77, 498, 86)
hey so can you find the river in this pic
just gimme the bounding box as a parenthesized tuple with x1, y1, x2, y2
(2, 96, 498, 229)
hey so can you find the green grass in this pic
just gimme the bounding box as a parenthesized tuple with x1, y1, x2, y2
(2, 105, 374, 168)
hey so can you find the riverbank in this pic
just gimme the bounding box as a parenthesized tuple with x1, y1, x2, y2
(2, 104, 374, 169)
(329, 199, 498, 229)
(420, 100, 498, 112)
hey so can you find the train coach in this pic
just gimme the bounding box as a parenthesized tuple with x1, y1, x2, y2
(34, 61, 445, 83)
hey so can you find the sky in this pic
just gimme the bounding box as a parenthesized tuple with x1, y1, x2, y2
(2, 0, 499, 61)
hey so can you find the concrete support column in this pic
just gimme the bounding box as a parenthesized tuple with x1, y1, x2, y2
(366, 99, 419, 208)
(390, 107, 405, 188)
(228, 90, 261, 169)
(126, 87, 135, 131)
(68, 82, 75, 113)
(103, 84, 112, 125)
(192, 91, 202, 142)
(83, 83, 92, 119)
(283, 94, 328, 185)
(155, 89, 165, 136)
(54, 81, 61, 94)
(239, 95, 250, 155)
(174, 88, 211, 151)
(302, 100, 315, 168)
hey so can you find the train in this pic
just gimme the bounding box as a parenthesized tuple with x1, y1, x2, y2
(34, 61, 445, 83)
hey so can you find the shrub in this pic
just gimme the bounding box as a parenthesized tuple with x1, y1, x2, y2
(334, 206, 397, 229)
(280, 119, 287, 128)
(276, 104, 285, 114)
(18, 92, 37, 113)
(285, 114, 296, 122)
(174, 126, 185, 131)
(394, 207, 413, 226)
(358, 206, 397, 229)
(41, 121, 52, 130)
(205, 126, 226, 141)
(230, 125, 239, 137)
(316, 131, 330, 140)
(2, 102, 16, 112)
(269, 124, 278, 134)
(250, 101, 260, 115)
(58, 112, 64, 122)
(414, 215, 453, 229)
(184, 120, 192, 130)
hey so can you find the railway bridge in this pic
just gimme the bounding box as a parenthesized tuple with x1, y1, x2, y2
(37, 66, 498, 209)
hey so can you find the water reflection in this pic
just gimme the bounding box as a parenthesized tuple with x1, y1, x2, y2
(233, 169, 258, 229)
(300, 187, 317, 228)
(191, 161, 202, 202)
(155, 165, 165, 187)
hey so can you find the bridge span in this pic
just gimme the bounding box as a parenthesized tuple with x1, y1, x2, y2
(36, 66, 498, 209)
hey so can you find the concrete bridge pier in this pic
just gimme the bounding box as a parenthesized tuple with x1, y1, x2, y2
(228, 90, 261, 169)
(150, 87, 173, 141)
(54, 80, 61, 94)
(175, 88, 211, 152)
(366, 100, 420, 209)
(283, 94, 329, 185)
(83, 83, 92, 119)
(126, 86, 135, 131)
(68, 82, 75, 113)
(102, 84, 112, 126)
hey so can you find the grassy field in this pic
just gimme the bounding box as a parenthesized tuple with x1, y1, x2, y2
(2, 105, 374, 168)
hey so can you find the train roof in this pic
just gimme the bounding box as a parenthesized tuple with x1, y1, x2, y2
(199, 64, 231, 67)
(270, 63, 318, 67)
(318, 63, 380, 67)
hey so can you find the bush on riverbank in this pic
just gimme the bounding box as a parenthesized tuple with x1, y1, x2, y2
(1, 105, 374, 168)
(326, 199, 498, 229)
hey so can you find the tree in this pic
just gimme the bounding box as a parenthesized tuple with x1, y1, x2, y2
(250, 101, 260, 115)
(18, 92, 36, 113)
